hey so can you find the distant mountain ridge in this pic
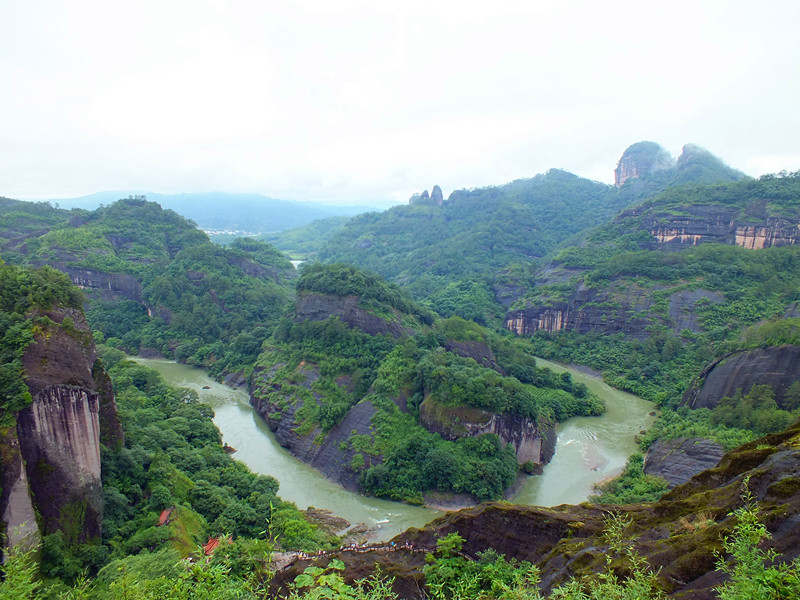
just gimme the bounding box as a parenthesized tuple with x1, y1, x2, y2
(39, 191, 375, 234)
(309, 142, 746, 309)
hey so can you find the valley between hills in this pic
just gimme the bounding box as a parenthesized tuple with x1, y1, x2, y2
(1, 141, 799, 598)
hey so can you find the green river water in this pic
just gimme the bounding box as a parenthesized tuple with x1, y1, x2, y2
(135, 357, 655, 540)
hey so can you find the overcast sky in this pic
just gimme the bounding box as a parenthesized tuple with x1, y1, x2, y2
(3, 1, 799, 207)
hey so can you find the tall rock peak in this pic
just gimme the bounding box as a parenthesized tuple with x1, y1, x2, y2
(430, 185, 444, 205)
(1, 307, 122, 550)
(409, 185, 444, 205)
(614, 141, 675, 187)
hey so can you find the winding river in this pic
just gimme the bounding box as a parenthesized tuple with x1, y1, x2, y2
(511, 358, 657, 506)
(134, 357, 655, 540)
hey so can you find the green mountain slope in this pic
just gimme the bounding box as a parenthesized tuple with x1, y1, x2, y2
(43, 191, 372, 234)
(316, 170, 614, 302)
(503, 173, 800, 450)
(304, 143, 746, 318)
(0, 197, 296, 377)
(250, 264, 602, 504)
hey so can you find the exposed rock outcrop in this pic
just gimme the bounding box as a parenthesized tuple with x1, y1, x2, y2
(294, 292, 410, 338)
(249, 364, 381, 492)
(626, 203, 800, 250)
(683, 345, 800, 410)
(418, 398, 555, 465)
(443, 340, 503, 373)
(614, 141, 675, 187)
(643, 437, 725, 488)
(505, 283, 723, 340)
(430, 185, 444, 205)
(409, 185, 445, 206)
(377, 421, 800, 599)
(1, 308, 123, 549)
(64, 267, 143, 302)
(614, 142, 744, 190)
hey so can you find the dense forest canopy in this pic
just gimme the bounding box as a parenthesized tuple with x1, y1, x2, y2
(0, 197, 298, 378)
(1, 144, 799, 598)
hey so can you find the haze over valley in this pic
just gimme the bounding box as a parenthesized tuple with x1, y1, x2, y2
(2, 2, 800, 597)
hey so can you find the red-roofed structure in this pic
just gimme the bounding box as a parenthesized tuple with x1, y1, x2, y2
(203, 537, 221, 556)
(158, 507, 174, 527)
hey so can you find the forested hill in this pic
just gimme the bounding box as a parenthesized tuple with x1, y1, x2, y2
(315, 170, 612, 304)
(0, 197, 296, 378)
(250, 263, 602, 504)
(43, 191, 372, 235)
(503, 172, 800, 457)
(301, 142, 745, 316)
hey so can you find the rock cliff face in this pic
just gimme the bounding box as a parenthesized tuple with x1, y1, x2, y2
(380, 421, 800, 599)
(249, 364, 381, 492)
(443, 340, 503, 372)
(614, 142, 744, 190)
(65, 267, 143, 302)
(614, 141, 675, 187)
(1, 308, 123, 548)
(683, 345, 800, 410)
(643, 437, 726, 488)
(409, 185, 445, 206)
(622, 204, 800, 250)
(505, 284, 723, 340)
(294, 292, 410, 338)
(418, 398, 555, 465)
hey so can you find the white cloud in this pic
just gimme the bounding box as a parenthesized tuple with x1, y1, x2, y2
(2, 0, 799, 203)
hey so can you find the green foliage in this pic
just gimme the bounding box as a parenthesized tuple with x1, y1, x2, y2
(640, 407, 756, 451)
(289, 560, 398, 600)
(0, 262, 85, 421)
(640, 385, 798, 455)
(0, 539, 42, 600)
(416, 349, 600, 423)
(425, 280, 502, 325)
(635, 170, 800, 218)
(1, 198, 296, 379)
(714, 480, 800, 600)
(424, 543, 541, 600)
(99, 357, 334, 573)
(0, 198, 74, 259)
(262, 215, 352, 258)
(738, 318, 800, 349)
(297, 262, 435, 325)
(590, 455, 670, 504)
(360, 424, 519, 503)
(260, 309, 599, 503)
(92, 548, 260, 600)
(514, 174, 800, 418)
(711, 385, 799, 436)
(526, 327, 723, 407)
(316, 170, 619, 305)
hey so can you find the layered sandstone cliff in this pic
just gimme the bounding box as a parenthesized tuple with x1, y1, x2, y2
(505, 284, 723, 340)
(627, 204, 800, 250)
(418, 398, 555, 465)
(1, 308, 123, 548)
